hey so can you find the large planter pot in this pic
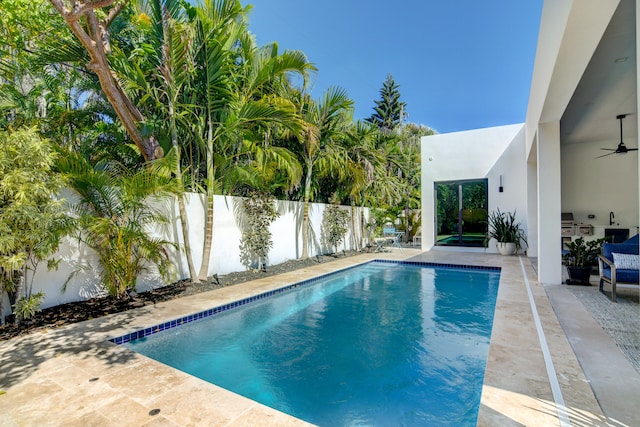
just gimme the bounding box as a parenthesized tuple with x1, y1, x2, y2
(496, 242, 517, 255)
(566, 266, 591, 285)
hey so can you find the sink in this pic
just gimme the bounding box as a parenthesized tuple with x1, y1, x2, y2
(605, 228, 629, 243)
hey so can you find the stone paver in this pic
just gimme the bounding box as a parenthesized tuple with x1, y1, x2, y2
(0, 249, 636, 426)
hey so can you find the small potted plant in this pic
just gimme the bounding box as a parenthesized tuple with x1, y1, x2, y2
(485, 209, 527, 255)
(563, 237, 605, 285)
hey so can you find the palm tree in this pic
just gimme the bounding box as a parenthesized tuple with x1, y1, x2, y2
(287, 86, 354, 259)
(148, 0, 200, 282)
(58, 151, 178, 299)
(191, 0, 310, 280)
(340, 121, 381, 249)
(112, 0, 201, 282)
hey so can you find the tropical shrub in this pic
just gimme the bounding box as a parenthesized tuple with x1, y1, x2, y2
(0, 128, 68, 324)
(59, 152, 178, 299)
(12, 291, 45, 322)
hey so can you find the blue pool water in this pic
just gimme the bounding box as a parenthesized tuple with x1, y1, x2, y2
(123, 261, 500, 426)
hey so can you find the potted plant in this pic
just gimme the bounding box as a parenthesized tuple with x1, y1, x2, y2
(485, 209, 527, 255)
(563, 237, 605, 285)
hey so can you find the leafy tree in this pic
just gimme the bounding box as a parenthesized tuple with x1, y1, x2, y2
(366, 73, 407, 132)
(48, 0, 164, 161)
(58, 151, 178, 299)
(0, 128, 68, 325)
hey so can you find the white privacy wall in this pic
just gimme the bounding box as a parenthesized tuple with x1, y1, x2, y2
(4, 195, 366, 313)
(421, 124, 528, 252)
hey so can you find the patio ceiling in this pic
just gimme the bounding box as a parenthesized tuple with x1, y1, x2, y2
(561, 0, 637, 145)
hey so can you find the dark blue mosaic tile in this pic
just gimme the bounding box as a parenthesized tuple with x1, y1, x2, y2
(371, 259, 500, 272)
(109, 259, 500, 345)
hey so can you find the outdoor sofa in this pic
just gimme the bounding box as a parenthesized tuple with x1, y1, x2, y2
(598, 234, 639, 302)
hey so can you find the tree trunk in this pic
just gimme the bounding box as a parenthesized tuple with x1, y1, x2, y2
(198, 118, 216, 281)
(0, 286, 5, 325)
(198, 192, 214, 281)
(301, 160, 313, 259)
(176, 193, 199, 283)
(49, 0, 163, 162)
(351, 202, 359, 251)
(12, 272, 25, 326)
(168, 99, 199, 283)
(360, 204, 367, 249)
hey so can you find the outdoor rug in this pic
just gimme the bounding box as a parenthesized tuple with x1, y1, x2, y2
(569, 285, 640, 374)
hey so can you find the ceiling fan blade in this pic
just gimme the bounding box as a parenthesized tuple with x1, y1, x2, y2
(627, 148, 639, 151)
(596, 152, 617, 158)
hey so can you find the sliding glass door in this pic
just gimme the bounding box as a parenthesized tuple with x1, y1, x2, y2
(435, 179, 488, 247)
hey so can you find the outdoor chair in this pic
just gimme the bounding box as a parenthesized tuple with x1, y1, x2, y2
(384, 226, 404, 252)
(598, 234, 639, 302)
(413, 227, 422, 246)
(372, 226, 404, 252)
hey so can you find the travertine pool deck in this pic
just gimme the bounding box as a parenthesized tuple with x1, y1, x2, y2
(1, 249, 638, 426)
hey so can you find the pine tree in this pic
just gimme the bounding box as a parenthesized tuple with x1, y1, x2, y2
(366, 74, 407, 132)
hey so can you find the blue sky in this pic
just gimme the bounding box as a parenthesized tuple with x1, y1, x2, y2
(248, 1, 543, 134)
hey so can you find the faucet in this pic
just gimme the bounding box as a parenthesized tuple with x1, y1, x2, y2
(610, 211, 615, 226)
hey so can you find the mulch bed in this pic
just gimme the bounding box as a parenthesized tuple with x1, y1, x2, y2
(0, 251, 362, 341)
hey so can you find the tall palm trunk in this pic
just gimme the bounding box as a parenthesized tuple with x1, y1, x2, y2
(301, 159, 313, 259)
(360, 204, 367, 249)
(351, 202, 360, 251)
(198, 190, 214, 281)
(170, 106, 199, 283)
(198, 121, 215, 281)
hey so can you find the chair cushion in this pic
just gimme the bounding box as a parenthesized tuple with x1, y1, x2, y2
(616, 269, 638, 283)
(602, 267, 639, 283)
(624, 234, 639, 245)
(612, 252, 639, 270)
(603, 242, 639, 261)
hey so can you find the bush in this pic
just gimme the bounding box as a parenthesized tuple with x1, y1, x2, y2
(241, 192, 280, 270)
(323, 205, 350, 253)
(13, 292, 45, 322)
(0, 128, 68, 325)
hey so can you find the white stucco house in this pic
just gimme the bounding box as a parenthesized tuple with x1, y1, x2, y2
(421, 0, 638, 285)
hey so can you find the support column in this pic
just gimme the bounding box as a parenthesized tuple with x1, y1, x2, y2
(526, 139, 539, 258)
(537, 121, 562, 284)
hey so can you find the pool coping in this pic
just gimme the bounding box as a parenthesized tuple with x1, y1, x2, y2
(0, 249, 632, 426)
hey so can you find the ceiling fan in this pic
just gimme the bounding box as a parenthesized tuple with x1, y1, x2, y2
(597, 114, 638, 158)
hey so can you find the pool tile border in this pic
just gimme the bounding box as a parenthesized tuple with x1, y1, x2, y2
(109, 260, 501, 345)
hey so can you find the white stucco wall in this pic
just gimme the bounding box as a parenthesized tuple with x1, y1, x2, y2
(3, 196, 366, 315)
(523, 0, 620, 285)
(421, 124, 528, 253)
(561, 138, 639, 236)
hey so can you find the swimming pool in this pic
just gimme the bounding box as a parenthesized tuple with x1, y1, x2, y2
(119, 261, 500, 426)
